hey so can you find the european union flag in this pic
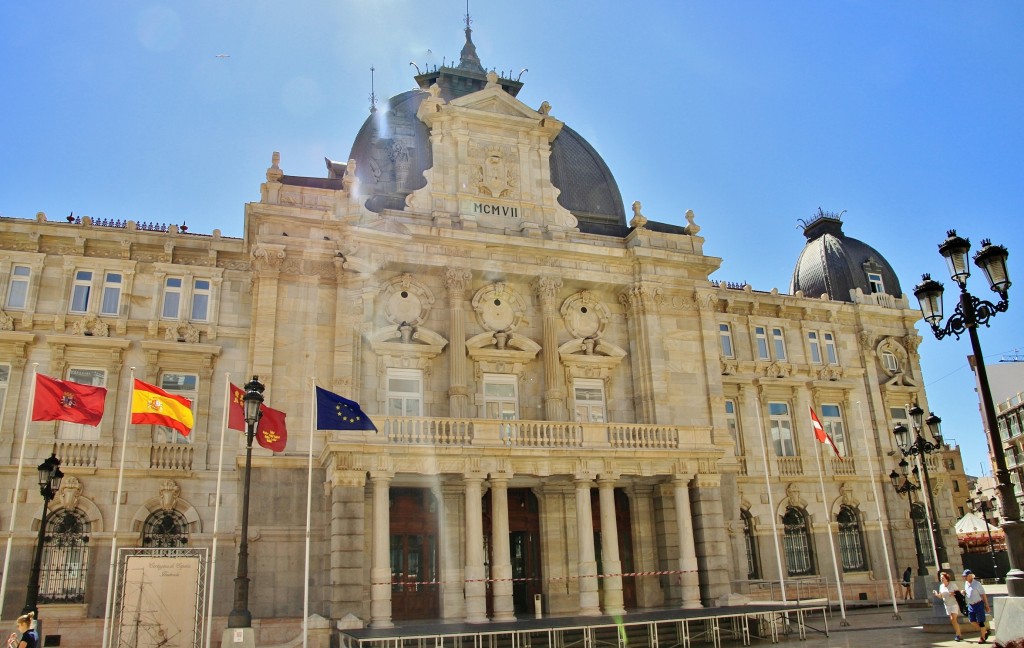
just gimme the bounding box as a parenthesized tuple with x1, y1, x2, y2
(315, 386, 377, 431)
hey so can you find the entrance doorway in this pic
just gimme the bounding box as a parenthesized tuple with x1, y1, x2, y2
(484, 488, 543, 615)
(389, 488, 440, 620)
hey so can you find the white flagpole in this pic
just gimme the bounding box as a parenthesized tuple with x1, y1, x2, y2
(811, 408, 848, 625)
(754, 397, 788, 604)
(0, 363, 40, 621)
(303, 378, 316, 648)
(916, 453, 942, 570)
(206, 374, 232, 648)
(856, 401, 900, 619)
(101, 366, 135, 648)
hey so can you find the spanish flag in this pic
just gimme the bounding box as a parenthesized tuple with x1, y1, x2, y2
(131, 379, 194, 436)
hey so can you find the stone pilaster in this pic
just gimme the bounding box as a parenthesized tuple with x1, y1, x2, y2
(618, 283, 662, 423)
(691, 473, 729, 605)
(445, 268, 473, 418)
(329, 470, 367, 621)
(533, 276, 565, 421)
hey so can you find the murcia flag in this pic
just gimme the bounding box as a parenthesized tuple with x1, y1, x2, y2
(810, 406, 842, 460)
(131, 379, 194, 436)
(32, 374, 107, 426)
(227, 383, 246, 431)
(255, 405, 288, 452)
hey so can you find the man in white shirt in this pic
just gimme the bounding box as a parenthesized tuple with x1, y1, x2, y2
(963, 570, 990, 644)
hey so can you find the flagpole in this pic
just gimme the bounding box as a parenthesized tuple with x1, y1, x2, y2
(206, 374, 231, 648)
(303, 378, 316, 648)
(0, 363, 40, 621)
(810, 407, 848, 626)
(754, 397, 788, 604)
(101, 366, 135, 648)
(856, 400, 901, 619)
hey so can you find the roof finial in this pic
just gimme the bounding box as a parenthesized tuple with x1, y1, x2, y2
(369, 65, 377, 113)
(458, 0, 484, 73)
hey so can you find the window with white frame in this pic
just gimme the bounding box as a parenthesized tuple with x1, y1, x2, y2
(387, 369, 423, 416)
(100, 272, 122, 316)
(769, 402, 796, 456)
(807, 331, 822, 364)
(6, 265, 31, 310)
(754, 326, 770, 360)
(823, 332, 838, 365)
(153, 373, 197, 444)
(191, 279, 211, 321)
(573, 379, 606, 423)
(59, 367, 106, 441)
(0, 364, 9, 426)
(161, 277, 183, 319)
(771, 327, 787, 361)
(725, 399, 742, 455)
(820, 404, 848, 456)
(69, 270, 93, 314)
(719, 323, 734, 358)
(483, 374, 519, 420)
(881, 351, 899, 372)
(867, 272, 885, 294)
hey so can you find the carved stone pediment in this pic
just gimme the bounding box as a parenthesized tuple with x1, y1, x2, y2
(368, 324, 448, 364)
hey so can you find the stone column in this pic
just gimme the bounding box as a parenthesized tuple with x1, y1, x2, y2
(575, 476, 602, 616)
(489, 475, 515, 621)
(532, 276, 566, 421)
(597, 477, 626, 615)
(369, 473, 394, 628)
(445, 268, 473, 418)
(464, 473, 489, 623)
(673, 475, 702, 608)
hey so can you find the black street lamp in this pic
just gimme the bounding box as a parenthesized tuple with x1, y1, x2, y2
(890, 459, 928, 577)
(913, 230, 1020, 593)
(892, 404, 948, 570)
(970, 490, 1002, 583)
(227, 376, 264, 629)
(23, 453, 64, 617)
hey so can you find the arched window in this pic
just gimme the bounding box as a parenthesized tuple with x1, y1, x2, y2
(837, 506, 866, 571)
(40, 509, 90, 603)
(782, 507, 814, 576)
(741, 509, 760, 579)
(142, 509, 190, 548)
(911, 503, 935, 566)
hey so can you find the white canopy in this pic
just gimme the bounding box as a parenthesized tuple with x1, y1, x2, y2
(956, 512, 1000, 535)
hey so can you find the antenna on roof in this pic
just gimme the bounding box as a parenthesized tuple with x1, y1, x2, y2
(369, 66, 377, 113)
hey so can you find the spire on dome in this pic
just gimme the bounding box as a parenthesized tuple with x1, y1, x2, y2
(458, 1, 485, 73)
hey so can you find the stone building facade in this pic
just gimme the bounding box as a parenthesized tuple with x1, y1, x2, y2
(0, 22, 966, 645)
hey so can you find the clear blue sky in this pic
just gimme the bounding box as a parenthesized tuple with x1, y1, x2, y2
(3, 2, 1022, 481)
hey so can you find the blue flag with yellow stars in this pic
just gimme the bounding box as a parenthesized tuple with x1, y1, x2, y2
(315, 386, 377, 431)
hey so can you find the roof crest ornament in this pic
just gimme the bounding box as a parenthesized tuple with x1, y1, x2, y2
(458, 0, 485, 73)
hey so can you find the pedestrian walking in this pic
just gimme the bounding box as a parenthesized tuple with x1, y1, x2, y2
(901, 566, 913, 600)
(963, 569, 990, 644)
(933, 571, 963, 641)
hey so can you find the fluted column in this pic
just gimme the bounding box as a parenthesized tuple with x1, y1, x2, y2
(464, 474, 488, 623)
(445, 268, 473, 418)
(533, 276, 566, 421)
(489, 475, 516, 621)
(575, 476, 601, 615)
(597, 477, 626, 615)
(673, 475, 702, 608)
(369, 473, 394, 628)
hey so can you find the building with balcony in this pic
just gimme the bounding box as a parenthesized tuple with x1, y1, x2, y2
(0, 20, 968, 646)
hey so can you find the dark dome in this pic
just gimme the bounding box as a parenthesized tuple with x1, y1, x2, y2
(790, 213, 903, 302)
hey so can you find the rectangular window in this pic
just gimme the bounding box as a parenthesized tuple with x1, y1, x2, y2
(573, 379, 606, 423)
(6, 265, 30, 310)
(191, 279, 211, 321)
(69, 270, 93, 314)
(820, 404, 847, 456)
(59, 368, 106, 441)
(771, 327, 787, 361)
(483, 374, 519, 420)
(754, 326, 770, 360)
(823, 332, 838, 365)
(868, 272, 884, 294)
(807, 331, 822, 364)
(725, 399, 742, 455)
(387, 369, 422, 417)
(153, 373, 196, 444)
(719, 323, 734, 358)
(162, 277, 183, 319)
(100, 272, 122, 316)
(769, 402, 795, 457)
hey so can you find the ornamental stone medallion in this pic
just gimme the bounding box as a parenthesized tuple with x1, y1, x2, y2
(560, 291, 609, 340)
(472, 283, 526, 333)
(381, 273, 434, 327)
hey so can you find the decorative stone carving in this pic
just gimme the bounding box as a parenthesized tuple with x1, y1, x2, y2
(164, 322, 201, 343)
(472, 283, 526, 333)
(71, 313, 109, 337)
(252, 245, 286, 271)
(0, 310, 14, 331)
(59, 475, 82, 511)
(559, 291, 610, 340)
(683, 209, 701, 235)
(471, 145, 519, 199)
(763, 361, 792, 378)
(159, 479, 181, 511)
(784, 483, 806, 510)
(721, 360, 739, 376)
(817, 365, 843, 381)
(266, 151, 283, 182)
(380, 273, 435, 327)
(629, 201, 647, 229)
(876, 336, 916, 386)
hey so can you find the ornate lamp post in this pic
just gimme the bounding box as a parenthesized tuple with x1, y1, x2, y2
(23, 453, 64, 617)
(889, 459, 928, 577)
(892, 404, 948, 569)
(970, 490, 1002, 583)
(913, 230, 1020, 593)
(227, 376, 264, 629)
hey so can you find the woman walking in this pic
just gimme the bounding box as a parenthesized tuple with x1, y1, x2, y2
(933, 571, 963, 641)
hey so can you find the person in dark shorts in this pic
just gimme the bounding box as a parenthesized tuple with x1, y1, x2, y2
(963, 570, 990, 643)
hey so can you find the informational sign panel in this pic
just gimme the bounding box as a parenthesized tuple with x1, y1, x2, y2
(112, 548, 207, 648)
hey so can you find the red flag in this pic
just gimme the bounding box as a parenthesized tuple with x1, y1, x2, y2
(256, 405, 288, 452)
(227, 383, 246, 431)
(32, 374, 107, 426)
(810, 406, 842, 460)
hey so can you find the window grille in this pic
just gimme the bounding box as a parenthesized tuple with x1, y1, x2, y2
(912, 503, 935, 566)
(782, 507, 814, 576)
(142, 509, 190, 549)
(742, 509, 759, 579)
(40, 509, 90, 604)
(837, 506, 866, 571)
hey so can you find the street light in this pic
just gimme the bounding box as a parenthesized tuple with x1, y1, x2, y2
(889, 459, 928, 577)
(227, 376, 264, 629)
(914, 230, 1019, 594)
(892, 404, 948, 570)
(23, 453, 64, 617)
(970, 490, 1001, 583)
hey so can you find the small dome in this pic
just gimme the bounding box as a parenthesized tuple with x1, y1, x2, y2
(791, 211, 902, 302)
